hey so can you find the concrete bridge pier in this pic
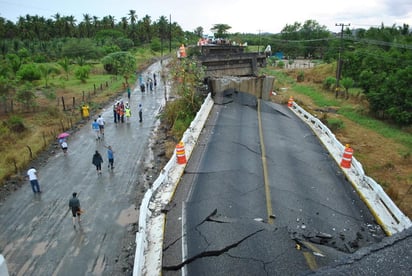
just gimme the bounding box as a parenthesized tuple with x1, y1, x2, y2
(208, 76, 275, 104)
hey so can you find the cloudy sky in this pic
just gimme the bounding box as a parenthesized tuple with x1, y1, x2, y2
(1, 0, 411, 34)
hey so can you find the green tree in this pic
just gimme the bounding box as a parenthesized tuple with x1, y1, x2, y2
(62, 38, 102, 60)
(15, 82, 36, 109)
(101, 51, 136, 84)
(39, 64, 59, 87)
(340, 77, 354, 99)
(74, 65, 90, 83)
(16, 63, 41, 82)
(57, 57, 71, 80)
(210, 24, 231, 38)
(6, 54, 22, 78)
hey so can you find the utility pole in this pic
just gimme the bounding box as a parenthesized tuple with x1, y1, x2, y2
(169, 14, 172, 53)
(335, 23, 350, 98)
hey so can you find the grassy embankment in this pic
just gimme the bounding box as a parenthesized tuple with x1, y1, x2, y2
(261, 63, 412, 218)
(0, 48, 158, 184)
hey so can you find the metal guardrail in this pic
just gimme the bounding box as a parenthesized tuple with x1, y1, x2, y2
(290, 102, 412, 235)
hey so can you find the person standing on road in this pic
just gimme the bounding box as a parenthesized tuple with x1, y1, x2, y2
(27, 166, 41, 193)
(92, 119, 100, 140)
(92, 150, 104, 174)
(125, 102, 131, 123)
(69, 192, 81, 228)
(153, 72, 157, 87)
(138, 103, 143, 123)
(113, 102, 118, 124)
(96, 115, 105, 136)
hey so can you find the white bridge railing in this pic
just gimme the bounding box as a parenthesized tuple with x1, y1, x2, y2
(290, 102, 412, 236)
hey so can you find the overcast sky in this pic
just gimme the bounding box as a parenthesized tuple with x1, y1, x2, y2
(1, 0, 411, 34)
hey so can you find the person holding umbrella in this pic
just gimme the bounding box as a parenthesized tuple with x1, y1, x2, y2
(57, 132, 70, 155)
(60, 139, 68, 155)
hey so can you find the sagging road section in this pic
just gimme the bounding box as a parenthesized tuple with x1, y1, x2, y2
(162, 91, 385, 275)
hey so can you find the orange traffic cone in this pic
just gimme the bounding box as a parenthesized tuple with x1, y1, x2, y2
(287, 96, 294, 107)
(176, 141, 187, 164)
(340, 144, 353, 168)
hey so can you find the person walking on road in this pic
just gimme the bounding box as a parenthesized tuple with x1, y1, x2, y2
(96, 115, 105, 136)
(138, 103, 143, 123)
(92, 150, 104, 174)
(92, 119, 100, 140)
(127, 85, 131, 100)
(105, 145, 115, 170)
(69, 192, 81, 228)
(27, 166, 41, 193)
(60, 140, 68, 155)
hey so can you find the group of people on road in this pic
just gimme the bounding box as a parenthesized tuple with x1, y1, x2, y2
(139, 72, 157, 92)
(112, 100, 143, 124)
(113, 100, 133, 124)
(92, 145, 115, 174)
(26, 73, 154, 229)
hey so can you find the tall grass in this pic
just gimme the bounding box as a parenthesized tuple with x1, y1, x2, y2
(339, 106, 412, 151)
(292, 85, 340, 107)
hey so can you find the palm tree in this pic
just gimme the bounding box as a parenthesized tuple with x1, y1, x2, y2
(210, 23, 231, 38)
(128, 10, 138, 42)
(128, 10, 137, 26)
(141, 15, 152, 43)
(58, 57, 71, 80)
(120, 17, 128, 33)
(82, 14, 92, 37)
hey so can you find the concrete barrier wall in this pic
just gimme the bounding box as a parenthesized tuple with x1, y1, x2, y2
(210, 76, 275, 101)
(289, 102, 412, 235)
(133, 93, 214, 276)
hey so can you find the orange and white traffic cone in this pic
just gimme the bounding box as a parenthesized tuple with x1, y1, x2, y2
(175, 141, 187, 164)
(287, 96, 294, 107)
(340, 144, 354, 168)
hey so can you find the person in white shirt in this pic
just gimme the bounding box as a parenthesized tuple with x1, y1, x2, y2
(27, 167, 41, 193)
(96, 115, 105, 136)
(61, 140, 68, 155)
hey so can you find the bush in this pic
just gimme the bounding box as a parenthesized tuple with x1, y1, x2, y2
(323, 76, 336, 91)
(17, 64, 41, 82)
(7, 115, 26, 133)
(326, 117, 344, 131)
(74, 65, 91, 83)
(277, 60, 285, 68)
(297, 71, 304, 82)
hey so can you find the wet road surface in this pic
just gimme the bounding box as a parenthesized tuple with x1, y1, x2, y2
(0, 61, 165, 275)
(163, 91, 385, 275)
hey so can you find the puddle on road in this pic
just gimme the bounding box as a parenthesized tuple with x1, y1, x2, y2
(92, 255, 106, 275)
(116, 204, 139, 226)
(33, 241, 47, 256)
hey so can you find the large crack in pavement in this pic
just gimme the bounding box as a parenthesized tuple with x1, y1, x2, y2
(162, 227, 264, 271)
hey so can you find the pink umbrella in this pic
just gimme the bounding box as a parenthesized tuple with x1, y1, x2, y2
(57, 132, 70, 139)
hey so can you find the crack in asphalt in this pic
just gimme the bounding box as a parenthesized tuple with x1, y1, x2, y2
(162, 228, 265, 271)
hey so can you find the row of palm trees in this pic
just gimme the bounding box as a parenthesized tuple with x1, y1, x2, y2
(0, 10, 184, 45)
